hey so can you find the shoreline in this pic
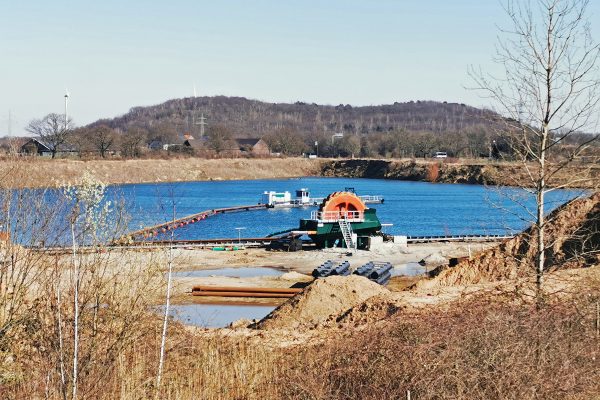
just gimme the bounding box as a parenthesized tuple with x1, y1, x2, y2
(0, 157, 596, 189)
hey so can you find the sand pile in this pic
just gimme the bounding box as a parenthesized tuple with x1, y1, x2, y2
(419, 252, 447, 266)
(324, 294, 407, 327)
(278, 271, 313, 281)
(418, 192, 600, 289)
(254, 275, 389, 330)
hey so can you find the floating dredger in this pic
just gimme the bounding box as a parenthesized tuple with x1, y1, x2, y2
(298, 191, 383, 249)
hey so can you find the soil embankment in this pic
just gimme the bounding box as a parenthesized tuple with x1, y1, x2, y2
(0, 157, 325, 188)
(418, 192, 600, 289)
(1, 157, 596, 188)
(321, 158, 599, 188)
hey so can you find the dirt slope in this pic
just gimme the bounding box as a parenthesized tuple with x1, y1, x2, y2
(322, 159, 599, 188)
(255, 275, 389, 330)
(418, 192, 600, 289)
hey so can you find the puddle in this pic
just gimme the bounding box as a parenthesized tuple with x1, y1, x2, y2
(159, 304, 276, 328)
(171, 267, 284, 279)
(391, 262, 427, 277)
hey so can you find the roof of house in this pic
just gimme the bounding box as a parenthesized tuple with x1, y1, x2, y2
(22, 138, 78, 152)
(183, 138, 205, 149)
(235, 138, 263, 147)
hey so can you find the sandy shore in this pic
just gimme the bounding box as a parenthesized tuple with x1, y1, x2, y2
(107, 241, 496, 305)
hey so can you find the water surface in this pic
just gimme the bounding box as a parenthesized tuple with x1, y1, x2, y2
(112, 177, 582, 239)
(171, 267, 283, 278)
(162, 304, 276, 328)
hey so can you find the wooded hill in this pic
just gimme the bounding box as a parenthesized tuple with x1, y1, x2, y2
(93, 96, 496, 138)
(87, 96, 502, 158)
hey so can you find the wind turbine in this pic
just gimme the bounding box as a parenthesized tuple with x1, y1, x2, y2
(64, 89, 70, 130)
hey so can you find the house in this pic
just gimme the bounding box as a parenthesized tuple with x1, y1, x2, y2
(20, 138, 79, 157)
(147, 139, 163, 151)
(226, 138, 270, 157)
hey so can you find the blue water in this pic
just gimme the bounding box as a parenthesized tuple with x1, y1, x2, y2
(160, 304, 276, 328)
(110, 177, 583, 239)
(171, 267, 284, 278)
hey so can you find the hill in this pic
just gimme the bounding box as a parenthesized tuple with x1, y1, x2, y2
(93, 96, 496, 137)
(89, 96, 501, 158)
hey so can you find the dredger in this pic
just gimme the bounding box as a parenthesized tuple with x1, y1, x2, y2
(299, 191, 382, 249)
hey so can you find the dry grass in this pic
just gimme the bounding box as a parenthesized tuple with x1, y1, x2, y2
(0, 157, 325, 188)
(2, 269, 598, 399)
(279, 278, 600, 400)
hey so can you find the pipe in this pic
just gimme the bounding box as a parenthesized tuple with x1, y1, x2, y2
(372, 271, 392, 285)
(353, 262, 375, 277)
(192, 291, 295, 298)
(369, 263, 393, 279)
(312, 260, 335, 278)
(192, 285, 303, 294)
(331, 261, 351, 276)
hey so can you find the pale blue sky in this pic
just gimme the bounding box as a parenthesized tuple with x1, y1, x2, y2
(1, 0, 599, 134)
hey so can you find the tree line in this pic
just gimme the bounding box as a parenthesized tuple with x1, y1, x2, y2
(14, 95, 597, 160)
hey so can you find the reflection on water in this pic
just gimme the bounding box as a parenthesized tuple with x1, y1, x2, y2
(171, 267, 283, 278)
(391, 262, 427, 277)
(160, 304, 276, 328)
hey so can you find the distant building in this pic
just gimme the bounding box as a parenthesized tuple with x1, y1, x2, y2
(147, 139, 163, 151)
(226, 138, 270, 157)
(20, 138, 79, 157)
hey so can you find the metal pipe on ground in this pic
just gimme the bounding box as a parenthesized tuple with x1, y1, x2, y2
(312, 260, 335, 278)
(331, 261, 351, 276)
(369, 262, 393, 279)
(353, 262, 375, 277)
(372, 271, 392, 285)
(192, 286, 303, 294)
(192, 291, 295, 298)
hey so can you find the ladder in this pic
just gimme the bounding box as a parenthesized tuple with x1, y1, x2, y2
(338, 218, 356, 250)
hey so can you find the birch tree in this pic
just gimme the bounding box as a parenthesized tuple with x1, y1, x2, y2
(471, 0, 600, 294)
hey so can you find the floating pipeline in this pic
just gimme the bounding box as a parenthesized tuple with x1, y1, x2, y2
(212, 246, 245, 251)
(117, 203, 269, 243)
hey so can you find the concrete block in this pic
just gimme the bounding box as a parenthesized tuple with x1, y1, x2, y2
(394, 235, 408, 248)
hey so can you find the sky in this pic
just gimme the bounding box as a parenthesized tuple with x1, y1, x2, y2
(1, 0, 600, 135)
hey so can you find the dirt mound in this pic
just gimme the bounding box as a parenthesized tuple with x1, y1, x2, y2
(419, 252, 447, 266)
(324, 294, 407, 327)
(254, 275, 389, 330)
(418, 192, 600, 289)
(278, 271, 312, 281)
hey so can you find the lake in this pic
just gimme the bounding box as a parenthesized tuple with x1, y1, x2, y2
(112, 177, 582, 240)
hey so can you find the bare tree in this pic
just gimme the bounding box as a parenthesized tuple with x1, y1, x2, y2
(90, 125, 117, 158)
(121, 127, 147, 158)
(26, 113, 74, 159)
(206, 124, 232, 154)
(471, 0, 600, 294)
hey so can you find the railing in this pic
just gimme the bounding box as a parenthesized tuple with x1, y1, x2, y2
(310, 210, 364, 222)
(359, 195, 383, 203)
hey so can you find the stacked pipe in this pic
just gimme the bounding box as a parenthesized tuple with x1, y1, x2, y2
(330, 261, 351, 276)
(353, 261, 375, 277)
(312, 260, 335, 278)
(369, 262, 393, 285)
(354, 261, 393, 285)
(192, 285, 303, 298)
